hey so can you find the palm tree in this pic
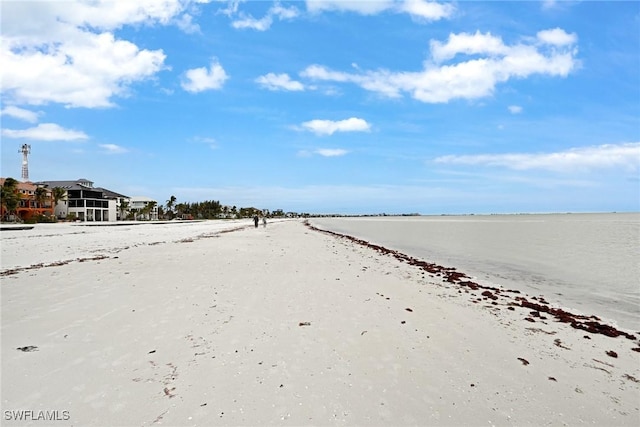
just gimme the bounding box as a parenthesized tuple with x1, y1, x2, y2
(119, 198, 129, 221)
(166, 195, 176, 219)
(51, 187, 66, 218)
(34, 187, 48, 209)
(1, 178, 20, 222)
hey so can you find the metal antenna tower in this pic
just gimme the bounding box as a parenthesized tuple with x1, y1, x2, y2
(20, 144, 31, 181)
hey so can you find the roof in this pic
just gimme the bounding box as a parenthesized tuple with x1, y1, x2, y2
(98, 187, 129, 199)
(33, 179, 91, 189)
(129, 196, 157, 202)
(33, 179, 128, 199)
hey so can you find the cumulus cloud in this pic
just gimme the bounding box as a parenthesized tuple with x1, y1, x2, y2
(300, 28, 578, 103)
(2, 123, 89, 141)
(99, 143, 128, 154)
(0, 106, 39, 123)
(256, 73, 305, 91)
(306, 0, 453, 21)
(434, 142, 640, 172)
(181, 59, 229, 93)
(300, 117, 371, 135)
(508, 105, 523, 114)
(0, 0, 186, 108)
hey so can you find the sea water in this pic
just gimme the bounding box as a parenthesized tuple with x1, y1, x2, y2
(310, 213, 640, 332)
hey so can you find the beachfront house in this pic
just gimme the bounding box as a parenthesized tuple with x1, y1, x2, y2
(0, 178, 54, 222)
(129, 196, 159, 221)
(34, 179, 127, 222)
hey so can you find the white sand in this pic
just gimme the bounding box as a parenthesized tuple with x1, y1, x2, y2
(1, 220, 639, 426)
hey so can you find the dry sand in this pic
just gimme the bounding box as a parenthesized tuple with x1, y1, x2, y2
(1, 219, 639, 426)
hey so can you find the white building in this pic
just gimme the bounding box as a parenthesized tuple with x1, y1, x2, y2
(129, 196, 159, 221)
(34, 178, 126, 222)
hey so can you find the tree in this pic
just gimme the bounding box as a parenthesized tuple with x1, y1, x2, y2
(51, 187, 66, 217)
(34, 187, 48, 209)
(175, 203, 186, 218)
(119, 198, 129, 221)
(146, 201, 157, 220)
(1, 178, 20, 221)
(166, 195, 176, 219)
(139, 203, 150, 220)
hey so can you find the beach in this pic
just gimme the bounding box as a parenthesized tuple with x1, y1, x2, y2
(1, 219, 639, 426)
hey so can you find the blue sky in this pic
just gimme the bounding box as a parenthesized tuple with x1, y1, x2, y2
(1, 0, 639, 214)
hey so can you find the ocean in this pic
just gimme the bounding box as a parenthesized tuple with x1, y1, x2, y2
(309, 213, 640, 332)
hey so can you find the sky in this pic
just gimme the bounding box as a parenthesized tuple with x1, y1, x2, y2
(1, 0, 639, 215)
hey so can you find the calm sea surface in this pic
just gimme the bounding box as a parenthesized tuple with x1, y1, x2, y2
(310, 213, 640, 332)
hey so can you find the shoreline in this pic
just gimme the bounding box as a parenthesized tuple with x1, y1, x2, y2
(308, 213, 640, 333)
(2, 220, 639, 425)
(304, 221, 639, 343)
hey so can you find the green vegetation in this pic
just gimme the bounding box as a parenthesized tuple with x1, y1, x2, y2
(25, 214, 57, 224)
(118, 198, 129, 220)
(34, 186, 48, 208)
(51, 187, 66, 212)
(1, 178, 20, 221)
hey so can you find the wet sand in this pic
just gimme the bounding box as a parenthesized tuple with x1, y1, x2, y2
(1, 220, 639, 426)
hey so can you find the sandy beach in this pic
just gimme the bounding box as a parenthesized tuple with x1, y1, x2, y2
(1, 219, 639, 426)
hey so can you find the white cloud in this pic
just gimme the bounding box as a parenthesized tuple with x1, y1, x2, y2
(0, 106, 39, 123)
(231, 2, 299, 31)
(301, 64, 351, 82)
(181, 59, 229, 93)
(216, 0, 242, 17)
(2, 123, 89, 141)
(300, 28, 578, 103)
(399, 0, 455, 21)
(300, 117, 371, 135)
(99, 143, 128, 154)
(537, 28, 578, 46)
(316, 148, 349, 157)
(434, 142, 640, 172)
(271, 2, 300, 20)
(508, 105, 523, 114)
(306, 0, 453, 21)
(306, 0, 395, 15)
(176, 13, 201, 34)
(256, 73, 304, 91)
(0, 1, 185, 108)
(232, 14, 273, 30)
(430, 31, 508, 63)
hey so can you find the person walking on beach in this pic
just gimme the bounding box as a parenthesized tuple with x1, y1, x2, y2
(262, 216, 267, 228)
(253, 214, 259, 228)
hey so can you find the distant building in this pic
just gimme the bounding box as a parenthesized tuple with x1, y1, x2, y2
(34, 178, 127, 222)
(129, 196, 159, 221)
(0, 178, 54, 221)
